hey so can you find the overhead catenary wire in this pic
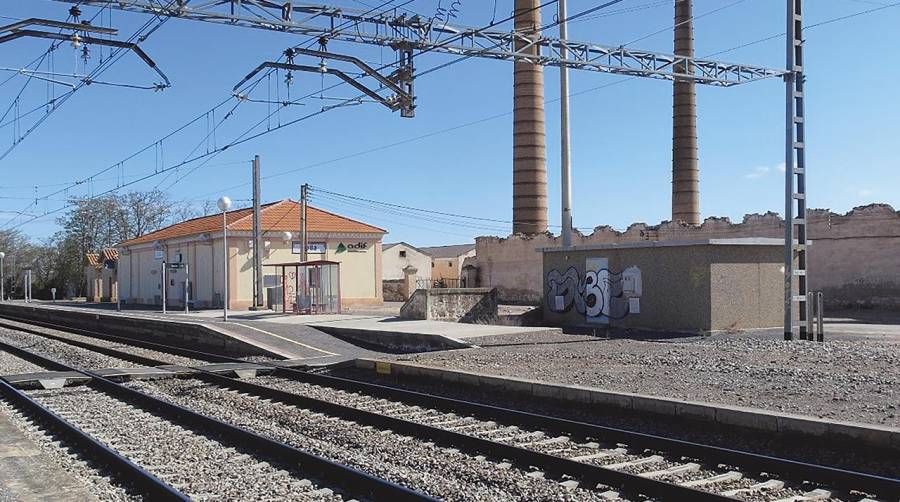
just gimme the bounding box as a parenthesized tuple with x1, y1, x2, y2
(1, 0, 413, 228)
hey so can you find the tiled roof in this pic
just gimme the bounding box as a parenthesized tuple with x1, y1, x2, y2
(118, 200, 384, 247)
(85, 253, 100, 267)
(101, 248, 119, 262)
(420, 243, 476, 259)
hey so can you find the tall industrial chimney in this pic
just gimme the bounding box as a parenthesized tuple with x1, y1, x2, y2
(672, 0, 700, 225)
(512, 0, 548, 234)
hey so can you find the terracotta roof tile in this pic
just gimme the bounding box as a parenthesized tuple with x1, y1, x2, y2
(118, 200, 383, 247)
(85, 253, 100, 267)
(101, 248, 119, 262)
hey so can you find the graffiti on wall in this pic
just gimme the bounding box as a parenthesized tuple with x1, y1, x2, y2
(546, 258, 642, 324)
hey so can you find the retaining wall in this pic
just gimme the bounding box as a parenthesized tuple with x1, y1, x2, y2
(474, 204, 900, 308)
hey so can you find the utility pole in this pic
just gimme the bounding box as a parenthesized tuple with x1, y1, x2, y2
(559, 0, 573, 248)
(252, 155, 263, 310)
(300, 184, 309, 263)
(784, 0, 808, 341)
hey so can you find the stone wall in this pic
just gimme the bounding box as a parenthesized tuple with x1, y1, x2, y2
(400, 288, 499, 323)
(382, 279, 405, 302)
(473, 204, 900, 309)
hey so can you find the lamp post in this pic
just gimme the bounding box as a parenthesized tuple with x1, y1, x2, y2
(0, 251, 5, 301)
(217, 196, 232, 321)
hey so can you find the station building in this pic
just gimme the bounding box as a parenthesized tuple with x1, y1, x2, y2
(116, 199, 386, 309)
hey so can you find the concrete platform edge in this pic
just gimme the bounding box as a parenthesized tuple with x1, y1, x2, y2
(311, 325, 474, 352)
(355, 358, 900, 453)
(0, 303, 284, 359)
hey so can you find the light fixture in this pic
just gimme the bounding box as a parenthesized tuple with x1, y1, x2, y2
(217, 196, 232, 212)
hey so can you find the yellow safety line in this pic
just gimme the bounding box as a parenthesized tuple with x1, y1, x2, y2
(230, 322, 338, 356)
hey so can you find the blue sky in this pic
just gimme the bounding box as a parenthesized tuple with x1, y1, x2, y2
(1, 0, 897, 246)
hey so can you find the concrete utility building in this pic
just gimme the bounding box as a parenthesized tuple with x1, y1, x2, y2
(117, 199, 386, 309)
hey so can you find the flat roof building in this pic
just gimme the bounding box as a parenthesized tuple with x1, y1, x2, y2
(117, 199, 386, 310)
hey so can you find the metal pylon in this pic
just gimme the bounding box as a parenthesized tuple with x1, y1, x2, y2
(784, 0, 810, 341)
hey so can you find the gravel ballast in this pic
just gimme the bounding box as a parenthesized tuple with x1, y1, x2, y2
(0, 351, 44, 375)
(127, 377, 618, 502)
(399, 330, 900, 427)
(29, 385, 341, 501)
(0, 328, 141, 370)
(245, 375, 808, 501)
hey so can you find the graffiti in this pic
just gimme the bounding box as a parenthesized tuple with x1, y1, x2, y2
(546, 259, 642, 324)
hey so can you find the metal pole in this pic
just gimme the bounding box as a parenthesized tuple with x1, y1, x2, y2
(1, 255, 4, 301)
(252, 155, 263, 308)
(559, 0, 573, 248)
(782, 0, 796, 341)
(223, 210, 229, 321)
(184, 263, 190, 314)
(816, 292, 824, 342)
(161, 261, 167, 315)
(300, 184, 308, 263)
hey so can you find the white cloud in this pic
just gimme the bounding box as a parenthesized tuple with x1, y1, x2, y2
(744, 162, 785, 179)
(744, 166, 770, 179)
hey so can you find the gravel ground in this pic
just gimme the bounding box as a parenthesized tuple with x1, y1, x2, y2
(29, 385, 341, 501)
(399, 329, 900, 427)
(0, 351, 44, 375)
(0, 320, 208, 367)
(0, 328, 142, 370)
(127, 377, 618, 502)
(0, 400, 133, 501)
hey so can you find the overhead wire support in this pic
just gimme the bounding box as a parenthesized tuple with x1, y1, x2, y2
(0, 19, 172, 90)
(51, 0, 785, 86)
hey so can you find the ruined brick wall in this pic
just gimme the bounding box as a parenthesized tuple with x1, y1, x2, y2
(474, 204, 900, 309)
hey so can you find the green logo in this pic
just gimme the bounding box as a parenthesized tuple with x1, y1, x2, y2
(336, 243, 347, 253)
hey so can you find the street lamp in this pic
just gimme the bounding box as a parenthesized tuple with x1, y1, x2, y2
(0, 251, 5, 301)
(217, 196, 232, 321)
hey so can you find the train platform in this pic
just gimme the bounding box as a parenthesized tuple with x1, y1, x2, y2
(0, 301, 560, 360)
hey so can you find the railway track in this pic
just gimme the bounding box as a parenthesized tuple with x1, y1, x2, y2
(0, 336, 434, 501)
(1, 315, 899, 501)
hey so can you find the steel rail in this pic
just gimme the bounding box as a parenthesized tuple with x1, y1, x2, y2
(0, 336, 435, 502)
(0, 341, 187, 501)
(2, 313, 899, 499)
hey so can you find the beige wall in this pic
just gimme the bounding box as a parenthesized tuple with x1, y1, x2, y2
(478, 204, 900, 309)
(432, 249, 476, 281)
(84, 266, 118, 302)
(120, 232, 383, 309)
(383, 244, 432, 281)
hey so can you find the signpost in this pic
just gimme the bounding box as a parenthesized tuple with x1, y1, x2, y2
(161, 261, 190, 314)
(161, 261, 167, 314)
(167, 262, 190, 314)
